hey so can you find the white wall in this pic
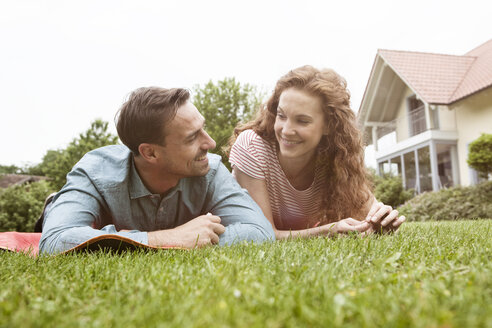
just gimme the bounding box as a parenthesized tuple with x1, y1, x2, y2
(452, 87, 492, 185)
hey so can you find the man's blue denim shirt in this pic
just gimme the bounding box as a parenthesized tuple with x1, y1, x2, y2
(39, 145, 275, 254)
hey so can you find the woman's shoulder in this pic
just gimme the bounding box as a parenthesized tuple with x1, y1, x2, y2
(236, 129, 273, 151)
(236, 129, 262, 143)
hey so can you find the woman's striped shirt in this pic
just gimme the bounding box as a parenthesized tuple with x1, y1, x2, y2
(229, 130, 325, 230)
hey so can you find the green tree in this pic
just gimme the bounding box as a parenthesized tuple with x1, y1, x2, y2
(193, 78, 263, 168)
(0, 164, 23, 174)
(32, 119, 119, 190)
(0, 180, 54, 232)
(467, 133, 492, 176)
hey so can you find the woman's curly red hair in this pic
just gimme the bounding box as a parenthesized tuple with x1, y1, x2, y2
(227, 65, 373, 222)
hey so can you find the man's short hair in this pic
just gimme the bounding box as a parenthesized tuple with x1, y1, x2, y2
(116, 87, 190, 154)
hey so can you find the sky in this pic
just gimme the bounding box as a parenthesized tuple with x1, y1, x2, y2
(1, 0, 491, 168)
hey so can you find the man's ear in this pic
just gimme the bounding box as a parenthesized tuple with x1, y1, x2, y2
(138, 143, 158, 162)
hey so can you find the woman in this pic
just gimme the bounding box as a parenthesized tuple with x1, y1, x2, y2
(228, 66, 405, 239)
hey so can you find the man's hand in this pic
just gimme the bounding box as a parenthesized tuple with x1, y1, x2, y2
(147, 214, 225, 248)
(364, 200, 406, 234)
(321, 218, 371, 236)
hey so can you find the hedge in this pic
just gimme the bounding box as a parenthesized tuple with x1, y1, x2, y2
(399, 181, 492, 221)
(0, 180, 54, 232)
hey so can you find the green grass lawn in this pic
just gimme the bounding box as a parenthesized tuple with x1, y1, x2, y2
(1, 220, 491, 328)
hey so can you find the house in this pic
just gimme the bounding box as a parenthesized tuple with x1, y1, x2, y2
(358, 39, 492, 193)
(0, 174, 49, 189)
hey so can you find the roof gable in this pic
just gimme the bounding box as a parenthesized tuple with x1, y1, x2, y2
(377, 39, 492, 104)
(378, 50, 475, 104)
(357, 39, 492, 145)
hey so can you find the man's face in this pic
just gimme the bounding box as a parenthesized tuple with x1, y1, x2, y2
(154, 101, 216, 179)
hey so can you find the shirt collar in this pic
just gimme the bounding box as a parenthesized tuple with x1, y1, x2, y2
(129, 155, 185, 200)
(129, 156, 154, 200)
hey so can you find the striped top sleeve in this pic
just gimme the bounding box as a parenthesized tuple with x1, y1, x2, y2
(229, 130, 266, 180)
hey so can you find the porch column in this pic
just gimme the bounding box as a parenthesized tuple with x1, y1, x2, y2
(429, 141, 439, 191)
(372, 126, 378, 152)
(451, 145, 460, 186)
(424, 103, 432, 130)
(414, 150, 421, 193)
(400, 154, 406, 189)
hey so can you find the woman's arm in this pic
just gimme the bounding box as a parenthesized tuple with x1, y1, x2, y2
(233, 168, 371, 240)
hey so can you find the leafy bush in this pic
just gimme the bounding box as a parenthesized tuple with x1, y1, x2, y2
(399, 181, 492, 221)
(29, 119, 119, 190)
(467, 133, 492, 175)
(0, 180, 54, 232)
(367, 169, 414, 207)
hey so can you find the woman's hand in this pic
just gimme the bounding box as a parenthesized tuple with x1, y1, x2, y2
(322, 218, 371, 237)
(364, 200, 406, 234)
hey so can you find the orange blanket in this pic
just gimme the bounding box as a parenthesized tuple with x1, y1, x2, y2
(0, 232, 181, 256)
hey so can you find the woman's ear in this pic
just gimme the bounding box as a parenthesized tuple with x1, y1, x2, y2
(323, 125, 329, 135)
(138, 143, 158, 162)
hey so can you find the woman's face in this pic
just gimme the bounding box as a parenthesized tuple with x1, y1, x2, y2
(274, 88, 326, 161)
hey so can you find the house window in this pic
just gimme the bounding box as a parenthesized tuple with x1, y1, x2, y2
(437, 144, 454, 188)
(407, 95, 426, 136)
(379, 142, 458, 194)
(403, 151, 417, 191)
(379, 162, 391, 175)
(389, 156, 402, 176)
(418, 146, 433, 192)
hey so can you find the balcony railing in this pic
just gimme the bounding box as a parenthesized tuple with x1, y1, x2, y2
(374, 105, 455, 150)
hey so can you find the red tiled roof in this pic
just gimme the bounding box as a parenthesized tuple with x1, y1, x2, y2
(378, 39, 492, 104)
(452, 39, 492, 102)
(0, 174, 49, 188)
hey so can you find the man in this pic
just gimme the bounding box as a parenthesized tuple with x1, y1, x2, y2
(39, 87, 275, 254)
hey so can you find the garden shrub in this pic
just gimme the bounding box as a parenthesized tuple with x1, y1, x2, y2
(0, 180, 54, 232)
(467, 133, 492, 176)
(367, 169, 414, 207)
(399, 180, 492, 221)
